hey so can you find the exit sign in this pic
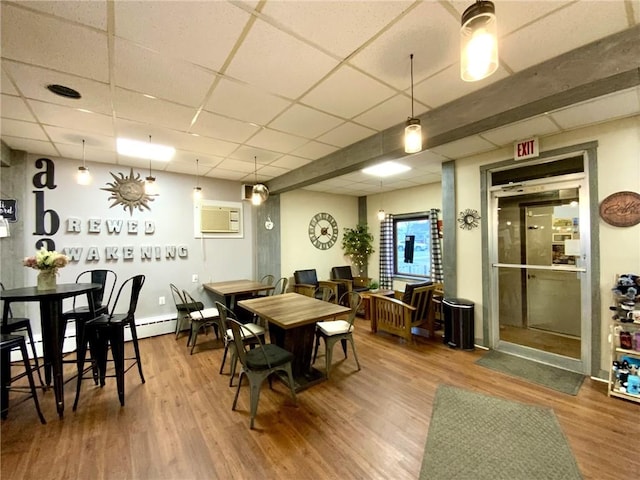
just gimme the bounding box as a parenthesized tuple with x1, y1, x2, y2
(514, 137, 539, 160)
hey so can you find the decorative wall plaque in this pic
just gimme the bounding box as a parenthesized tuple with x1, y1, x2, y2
(101, 168, 155, 215)
(599, 191, 640, 227)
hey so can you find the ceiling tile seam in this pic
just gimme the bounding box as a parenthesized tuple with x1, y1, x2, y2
(4, 1, 108, 32)
(1, 62, 62, 158)
(107, 0, 118, 158)
(185, 0, 264, 135)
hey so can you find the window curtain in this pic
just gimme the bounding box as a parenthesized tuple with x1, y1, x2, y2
(430, 208, 443, 282)
(379, 214, 394, 289)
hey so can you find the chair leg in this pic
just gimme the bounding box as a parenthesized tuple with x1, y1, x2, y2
(189, 323, 200, 355)
(24, 323, 45, 388)
(129, 323, 145, 384)
(312, 331, 320, 364)
(1, 345, 10, 419)
(18, 340, 46, 424)
(109, 327, 126, 406)
(341, 338, 348, 358)
(348, 335, 361, 371)
(229, 348, 238, 387)
(232, 371, 244, 411)
(219, 343, 229, 374)
(248, 377, 263, 429)
(92, 328, 109, 387)
(325, 337, 333, 380)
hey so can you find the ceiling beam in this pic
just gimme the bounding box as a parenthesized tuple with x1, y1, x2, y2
(268, 25, 640, 194)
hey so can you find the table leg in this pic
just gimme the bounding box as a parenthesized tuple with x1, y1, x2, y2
(268, 323, 325, 392)
(1, 345, 9, 418)
(39, 299, 67, 418)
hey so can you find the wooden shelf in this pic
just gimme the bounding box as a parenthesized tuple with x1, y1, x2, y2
(608, 389, 640, 404)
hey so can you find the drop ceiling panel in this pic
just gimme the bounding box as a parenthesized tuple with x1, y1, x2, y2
(1, 119, 48, 141)
(256, 164, 289, 179)
(301, 65, 396, 119)
(500, 1, 630, 72)
(1, 94, 36, 122)
(246, 128, 308, 154)
(549, 89, 640, 129)
(114, 1, 249, 71)
(205, 167, 247, 181)
(28, 100, 114, 136)
(225, 19, 338, 99)
(3, 62, 113, 115)
(56, 143, 116, 165)
(349, 2, 459, 89)
(191, 111, 260, 144)
(44, 125, 114, 150)
(270, 155, 312, 170)
(1, 3, 109, 82)
(1, 68, 18, 95)
(354, 94, 412, 131)
(205, 78, 291, 126)
(269, 104, 344, 139)
(316, 122, 377, 148)
(113, 39, 215, 107)
(114, 89, 196, 132)
(1, 136, 59, 157)
(429, 135, 496, 159)
(23, 0, 108, 30)
(261, 0, 413, 58)
(481, 115, 560, 146)
(227, 145, 282, 164)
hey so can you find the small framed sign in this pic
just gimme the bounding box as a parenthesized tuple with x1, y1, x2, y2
(599, 191, 640, 227)
(0, 198, 17, 222)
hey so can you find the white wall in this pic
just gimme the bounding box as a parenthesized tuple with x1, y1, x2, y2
(12, 154, 255, 336)
(280, 189, 359, 283)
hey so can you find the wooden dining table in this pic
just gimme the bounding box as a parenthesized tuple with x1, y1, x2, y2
(237, 293, 350, 391)
(1, 282, 100, 418)
(203, 279, 274, 322)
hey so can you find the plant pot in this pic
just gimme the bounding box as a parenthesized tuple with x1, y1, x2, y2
(37, 270, 57, 291)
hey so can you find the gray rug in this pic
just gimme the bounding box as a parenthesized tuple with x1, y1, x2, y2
(419, 385, 582, 480)
(475, 350, 585, 395)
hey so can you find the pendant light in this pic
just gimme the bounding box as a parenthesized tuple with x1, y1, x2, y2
(377, 180, 386, 221)
(404, 53, 422, 154)
(193, 158, 202, 200)
(251, 156, 269, 206)
(145, 135, 157, 195)
(460, 0, 498, 82)
(76, 139, 91, 185)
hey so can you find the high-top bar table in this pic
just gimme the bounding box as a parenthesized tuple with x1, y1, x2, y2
(238, 293, 350, 391)
(1, 283, 99, 418)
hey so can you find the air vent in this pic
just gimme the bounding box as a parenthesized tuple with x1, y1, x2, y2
(47, 84, 81, 99)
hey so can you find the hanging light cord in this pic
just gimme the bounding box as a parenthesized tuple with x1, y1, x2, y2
(410, 53, 415, 118)
(254, 156, 258, 183)
(148, 135, 153, 177)
(82, 139, 86, 167)
(196, 158, 199, 187)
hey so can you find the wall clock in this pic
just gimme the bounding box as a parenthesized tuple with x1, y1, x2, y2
(458, 209, 480, 230)
(308, 212, 338, 250)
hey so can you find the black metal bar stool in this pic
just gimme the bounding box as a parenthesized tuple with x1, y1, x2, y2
(1, 334, 46, 424)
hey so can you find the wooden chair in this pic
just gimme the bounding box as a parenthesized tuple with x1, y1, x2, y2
(293, 269, 339, 304)
(370, 282, 438, 343)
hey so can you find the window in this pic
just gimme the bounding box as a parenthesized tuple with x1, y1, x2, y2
(394, 214, 430, 278)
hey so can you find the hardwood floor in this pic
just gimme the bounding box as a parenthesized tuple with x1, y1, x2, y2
(2, 318, 638, 480)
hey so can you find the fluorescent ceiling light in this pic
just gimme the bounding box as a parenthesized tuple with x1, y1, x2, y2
(362, 161, 411, 177)
(117, 138, 175, 162)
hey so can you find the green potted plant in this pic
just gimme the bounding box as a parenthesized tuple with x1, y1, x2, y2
(341, 223, 375, 278)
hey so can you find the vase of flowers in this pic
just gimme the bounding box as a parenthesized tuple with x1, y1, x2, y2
(23, 247, 69, 291)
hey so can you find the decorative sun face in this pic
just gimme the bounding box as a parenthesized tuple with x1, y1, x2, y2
(101, 168, 155, 215)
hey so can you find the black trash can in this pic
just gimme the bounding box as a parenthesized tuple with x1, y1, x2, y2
(443, 297, 475, 351)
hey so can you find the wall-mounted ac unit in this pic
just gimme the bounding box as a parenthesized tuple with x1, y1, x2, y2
(241, 184, 253, 201)
(200, 205, 240, 233)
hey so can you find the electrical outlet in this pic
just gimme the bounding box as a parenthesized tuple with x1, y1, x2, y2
(192, 274, 199, 283)
(158, 296, 165, 305)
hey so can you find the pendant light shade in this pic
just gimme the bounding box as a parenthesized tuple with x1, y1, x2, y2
(404, 53, 422, 154)
(251, 156, 269, 206)
(460, 0, 498, 82)
(76, 139, 91, 185)
(193, 158, 202, 201)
